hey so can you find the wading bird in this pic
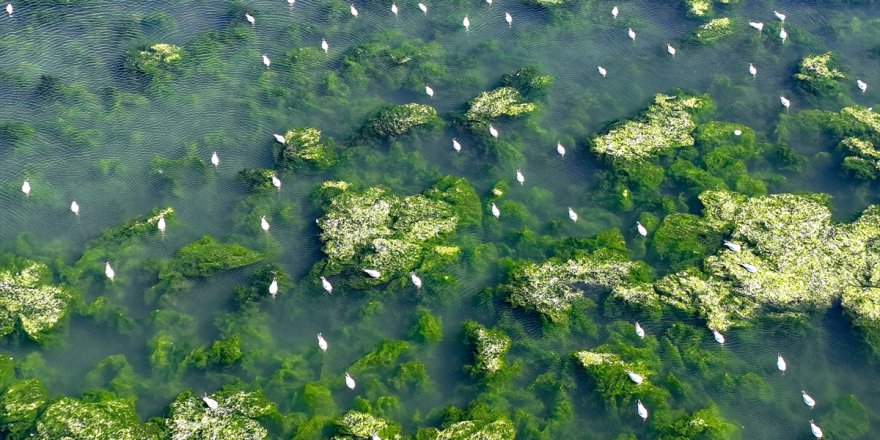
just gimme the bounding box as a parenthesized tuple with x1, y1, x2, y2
(321, 39, 329, 53)
(245, 12, 255, 26)
(637, 400, 648, 421)
(345, 372, 356, 389)
(271, 174, 281, 189)
(568, 207, 578, 222)
(667, 43, 676, 57)
(516, 169, 524, 185)
(350, 3, 358, 17)
(418, 2, 427, 14)
(723, 241, 741, 252)
(713, 328, 725, 344)
(779, 27, 788, 43)
(491, 203, 500, 218)
(740, 263, 758, 273)
(371, 431, 381, 440)
(260, 215, 270, 232)
(317, 333, 328, 351)
(452, 138, 461, 153)
(211, 151, 219, 168)
(773, 10, 786, 22)
(391, 3, 398, 15)
(611, 5, 618, 18)
(320, 276, 332, 293)
(636, 221, 647, 237)
(105, 262, 115, 281)
(635, 322, 645, 338)
(505, 12, 512, 26)
(269, 276, 278, 299)
(802, 391, 816, 409)
(411, 272, 422, 289)
(70, 200, 79, 215)
(598, 66, 607, 78)
(749, 21, 764, 33)
(780, 95, 791, 110)
(363, 268, 381, 278)
(628, 28, 636, 41)
(6, 3, 12, 16)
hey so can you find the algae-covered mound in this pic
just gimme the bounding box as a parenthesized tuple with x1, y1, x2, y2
(34, 396, 159, 440)
(573, 351, 666, 409)
(332, 410, 401, 439)
(841, 106, 880, 138)
(166, 390, 275, 440)
(692, 17, 735, 44)
(503, 250, 645, 322)
(170, 236, 265, 278)
(317, 178, 469, 278)
(463, 87, 536, 131)
(794, 52, 846, 95)
(0, 260, 73, 343)
(0, 379, 47, 437)
(591, 94, 713, 160)
(422, 419, 516, 440)
(840, 137, 880, 179)
(684, 0, 737, 18)
(277, 127, 336, 170)
(125, 43, 183, 76)
(615, 190, 880, 339)
(464, 321, 511, 375)
(360, 103, 442, 139)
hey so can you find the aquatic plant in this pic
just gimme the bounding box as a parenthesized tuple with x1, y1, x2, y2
(34, 395, 159, 440)
(654, 404, 737, 439)
(839, 137, 880, 179)
(410, 308, 443, 344)
(166, 389, 276, 439)
(0, 379, 47, 438)
(124, 43, 183, 77)
(463, 87, 536, 132)
(168, 236, 265, 278)
(333, 410, 401, 439)
(0, 259, 73, 343)
(794, 52, 847, 96)
(692, 18, 736, 44)
(573, 351, 668, 410)
(499, 67, 553, 101)
(650, 213, 726, 272)
(464, 322, 511, 376)
(591, 94, 714, 160)
(277, 128, 337, 170)
(359, 103, 442, 140)
(237, 169, 280, 192)
(419, 419, 516, 440)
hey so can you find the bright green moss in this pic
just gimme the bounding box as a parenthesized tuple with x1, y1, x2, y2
(301, 383, 337, 416)
(655, 405, 737, 439)
(840, 137, 880, 179)
(573, 351, 668, 410)
(333, 410, 400, 439)
(650, 213, 726, 270)
(794, 53, 846, 95)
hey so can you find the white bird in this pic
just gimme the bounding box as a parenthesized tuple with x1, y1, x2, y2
(713, 329, 725, 345)
(568, 207, 578, 222)
(489, 124, 499, 138)
(320, 276, 333, 293)
(363, 268, 381, 278)
(350, 3, 358, 17)
(667, 44, 676, 57)
(271, 174, 282, 189)
(515, 169, 524, 185)
(317, 333, 328, 351)
(626, 370, 644, 385)
(269, 277, 278, 299)
(262, 53, 271, 69)
(288, 0, 295, 4)
(273, 133, 286, 144)
(802, 391, 816, 409)
(749, 63, 757, 78)
(491, 203, 500, 219)
(202, 394, 219, 410)
(70, 200, 79, 215)
(637, 400, 648, 421)
(391, 3, 398, 15)
(418, 2, 427, 14)
(157, 216, 166, 232)
(411, 272, 422, 288)
(810, 420, 823, 438)
(734, 129, 742, 136)
(749, 21, 764, 32)
(245, 12, 255, 26)
(5, 3, 12, 16)
(635, 322, 645, 338)
(611, 5, 618, 18)
(779, 27, 788, 43)
(636, 221, 647, 237)
(211, 151, 219, 168)
(345, 372, 356, 390)
(723, 241, 741, 252)
(452, 138, 461, 153)
(21, 179, 30, 196)
(774, 10, 786, 22)
(260, 215, 270, 232)
(505, 12, 512, 26)
(857, 78, 867, 93)
(740, 263, 758, 273)
(425, 85, 434, 97)
(105, 262, 115, 281)
(321, 39, 329, 53)
(463, 15, 469, 31)
(371, 431, 381, 440)
(777, 354, 787, 373)
(780, 96, 791, 109)
(598, 66, 607, 78)
(486, 0, 492, 4)
(556, 142, 566, 157)
(628, 28, 636, 41)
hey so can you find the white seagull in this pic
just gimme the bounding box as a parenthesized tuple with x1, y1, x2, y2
(262, 53, 271, 69)
(635, 322, 645, 338)
(667, 44, 676, 57)
(21, 179, 30, 196)
(70, 200, 79, 215)
(780, 95, 791, 110)
(452, 138, 462, 153)
(271, 174, 282, 189)
(611, 6, 619, 19)
(321, 39, 329, 53)
(418, 2, 427, 14)
(713, 328, 725, 345)
(740, 263, 758, 273)
(777, 354, 787, 373)
(317, 333, 328, 351)
(391, 3, 398, 15)
(105, 262, 115, 281)
(626, 370, 644, 385)
(637, 400, 648, 421)
(636, 221, 647, 237)
(245, 12, 255, 26)
(202, 394, 219, 410)
(857, 78, 867, 93)
(425, 85, 434, 97)
(556, 142, 566, 157)
(628, 28, 636, 41)
(489, 124, 499, 138)
(491, 203, 500, 218)
(463, 15, 469, 31)
(211, 151, 219, 168)
(320, 276, 333, 293)
(260, 215, 270, 232)
(749, 63, 757, 78)
(350, 3, 358, 17)
(363, 268, 381, 279)
(749, 21, 764, 33)
(568, 207, 578, 222)
(5, 3, 12, 16)
(773, 10, 786, 22)
(269, 277, 278, 299)
(515, 169, 524, 185)
(157, 216, 166, 232)
(345, 372, 356, 390)
(505, 12, 512, 26)
(802, 391, 816, 409)
(273, 133, 286, 144)
(598, 66, 607, 78)
(411, 272, 422, 288)
(723, 241, 741, 252)
(779, 27, 788, 43)
(809, 420, 823, 438)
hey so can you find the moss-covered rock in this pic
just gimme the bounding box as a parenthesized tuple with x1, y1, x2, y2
(277, 128, 337, 170)
(34, 396, 158, 440)
(502, 250, 646, 322)
(332, 410, 400, 440)
(839, 137, 880, 179)
(421, 419, 516, 440)
(166, 389, 275, 440)
(794, 52, 846, 96)
(316, 182, 459, 278)
(0, 260, 73, 343)
(0, 379, 47, 437)
(125, 43, 183, 77)
(360, 103, 442, 140)
(591, 94, 714, 160)
(463, 87, 536, 132)
(464, 322, 511, 376)
(692, 18, 735, 44)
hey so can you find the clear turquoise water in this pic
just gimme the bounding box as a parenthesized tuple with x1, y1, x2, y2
(1, 0, 879, 438)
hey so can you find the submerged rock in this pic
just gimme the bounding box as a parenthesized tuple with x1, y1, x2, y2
(360, 103, 442, 140)
(0, 260, 73, 343)
(35, 396, 159, 440)
(464, 321, 511, 375)
(166, 390, 275, 440)
(591, 94, 713, 160)
(277, 127, 336, 170)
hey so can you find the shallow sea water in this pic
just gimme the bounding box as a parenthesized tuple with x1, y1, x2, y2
(1, 0, 879, 438)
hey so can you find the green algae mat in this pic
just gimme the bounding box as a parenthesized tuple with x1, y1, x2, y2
(1, 0, 879, 439)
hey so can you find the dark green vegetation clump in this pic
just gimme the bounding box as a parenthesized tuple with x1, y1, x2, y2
(359, 103, 442, 140)
(277, 128, 337, 170)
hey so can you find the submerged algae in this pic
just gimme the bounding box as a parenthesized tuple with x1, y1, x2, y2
(278, 128, 336, 170)
(839, 137, 880, 179)
(464, 322, 511, 376)
(360, 103, 442, 140)
(422, 419, 515, 440)
(35, 396, 159, 440)
(125, 43, 183, 77)
(166, 389, 275, 440)
(333, 410, 400, 440)
(0, 260, 73, 343)
(463, 87, 536, 130)
(692, 18, 735, 44)
(794, 52, 846, 95)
